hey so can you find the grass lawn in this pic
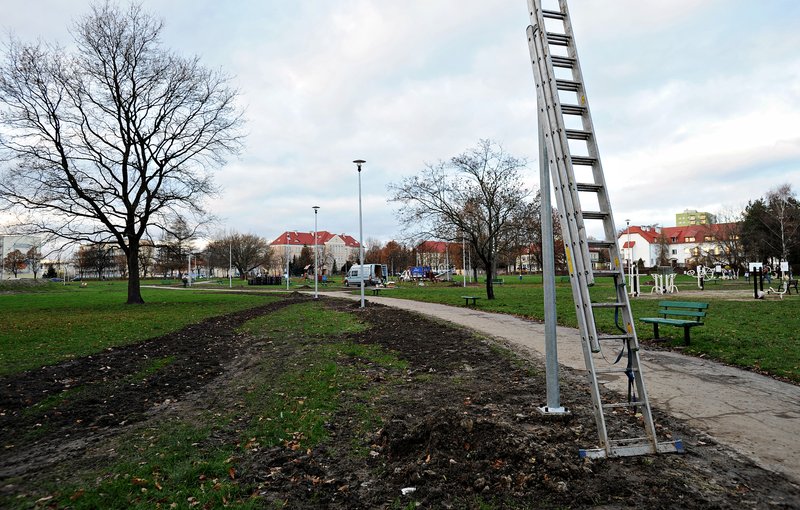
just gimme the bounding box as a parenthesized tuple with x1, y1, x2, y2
(365, 274, 800, 383)
(0, 280, 279, 376)
(26, 301, 403, 509)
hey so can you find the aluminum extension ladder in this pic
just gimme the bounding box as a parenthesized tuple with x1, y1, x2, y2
(526, 0, 683, 458)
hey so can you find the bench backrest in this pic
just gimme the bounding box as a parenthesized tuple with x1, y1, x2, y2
(657, 301, 708, 322)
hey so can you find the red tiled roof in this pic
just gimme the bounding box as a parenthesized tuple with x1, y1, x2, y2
(417, 241, 450, 253)
(622, 241, 635, 248)
(618, 223, 738, 244)
(271, 231, 360, 248)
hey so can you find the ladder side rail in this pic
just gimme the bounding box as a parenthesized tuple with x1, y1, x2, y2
(557, 0, 618, 273)
(527, 21, 610, 451)
(527, 2, 595, 288)
(527, 22, 588, 289)
(527, 25, 596, 351)
(557, 0, 659, 452)
(527, 8, 602, 354)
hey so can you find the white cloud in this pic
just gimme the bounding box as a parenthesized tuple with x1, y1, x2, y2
(3, 0, 800, 244)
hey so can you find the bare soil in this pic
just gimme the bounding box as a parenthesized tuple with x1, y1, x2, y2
(1, 294, 798, 508)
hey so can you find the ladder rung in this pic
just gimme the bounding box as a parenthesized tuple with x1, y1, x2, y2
(582, 210, 608, 220)
(550, 55, 576, 68)
(582, 442, 684, 459)
(587, 239, 615, 248)
(603, 401, 642, 409)
(561, 104, 586, 115)
(571, 155, 597, 165)
(592, 269, 622, 278)
(596, 334, 632, 341)
(609, 437, 651, 447)
(556, 79, 580, 92)
(592, 269, 621, 278)
(576, 182, 602, 192)
(591, 301, 625, 308)
(565, 129, 592, 140)
(547, 33, 570, 46)
(542, 9, 565, 20)
(594, 366, 637, 374)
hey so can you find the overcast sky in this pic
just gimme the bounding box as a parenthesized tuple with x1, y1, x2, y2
(4, 0, 800, 246)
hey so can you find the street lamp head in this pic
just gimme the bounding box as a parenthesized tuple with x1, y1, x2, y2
(353, 159, 366, 172)
(313, 206, 320, 212)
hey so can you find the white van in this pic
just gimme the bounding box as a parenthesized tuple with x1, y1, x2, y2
(344, 264, 383, 287)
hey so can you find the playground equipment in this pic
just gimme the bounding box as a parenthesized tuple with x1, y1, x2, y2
(686, 265, 715, 290)
(626, 265, 641, 297)
(649, 273, 678, 295)
(527, 0, 681, 458)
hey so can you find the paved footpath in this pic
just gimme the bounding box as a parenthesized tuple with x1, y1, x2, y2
(325, 291, 800, 483)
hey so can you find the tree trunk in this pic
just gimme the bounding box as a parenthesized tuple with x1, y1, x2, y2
(485, 263, 495, 299)
(126, 240, 144, 305)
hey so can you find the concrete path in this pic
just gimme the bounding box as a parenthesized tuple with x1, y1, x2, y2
(325, 290, 800, 483)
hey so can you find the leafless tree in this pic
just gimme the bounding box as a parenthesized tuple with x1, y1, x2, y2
(25, 245, 42, 279)
(713, 208, 746, 271)
(766, 184, 800, 264)
(0, 3, 243, 303)
(389, 140, 530, 299)
(206, 232, 271, 279)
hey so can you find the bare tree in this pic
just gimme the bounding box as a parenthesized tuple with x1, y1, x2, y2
(766, 184, 800, 264)
(655, 229, 671, 267)
(713, 208, 746, 271)
(156, 217, 195, 278)
(137, 241, 155, 278)
(0, 3, 243, 303)
(207, 232, 271, 279)
(389, 140, 529, 299)
(25, 245, 42, 279)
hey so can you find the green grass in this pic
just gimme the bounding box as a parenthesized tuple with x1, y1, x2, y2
(0, 281, 278, 376)
(368, 275, 799, 382)
(7, 300, 405, 510)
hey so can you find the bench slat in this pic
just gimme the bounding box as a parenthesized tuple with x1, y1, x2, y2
(657, 300, 709, 309)
(641, 318, 703, 326)
(657, 309, 706, 318)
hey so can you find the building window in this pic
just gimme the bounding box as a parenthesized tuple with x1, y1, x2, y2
(671, 249, 677, 255)
(685, 236, 695, 242)
(704, 235, 715, 241)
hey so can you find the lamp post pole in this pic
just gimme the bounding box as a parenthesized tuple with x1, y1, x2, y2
(462, 235, 467, 288)
(229, 242, 232, 288)
(313, 206, 320, 299)
(187, 253, 192, 287)
(285, 245, 290, 291)
(626, 219, 632, 294)
(353, 159, 366, 308)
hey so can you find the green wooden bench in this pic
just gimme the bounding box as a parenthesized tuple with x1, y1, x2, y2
(639, 301, 709, 346)
(491, 278, 504, 285)
(462, 296, 481, 306)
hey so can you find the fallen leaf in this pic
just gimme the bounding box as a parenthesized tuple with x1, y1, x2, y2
(228, 466, 236, 480)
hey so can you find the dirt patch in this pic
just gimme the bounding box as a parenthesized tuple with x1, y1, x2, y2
(1, 295, 798, 508)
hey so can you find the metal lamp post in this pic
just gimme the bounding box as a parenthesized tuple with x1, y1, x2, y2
(626, 218, 631, 292)
(313, 205, 320, 299)
(353, 159, 366, 308)
(626, 219, 631, 270)
(229, 242, 232, 288)
(285, 245, 290, 291)
(462, 235, 467, 288)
